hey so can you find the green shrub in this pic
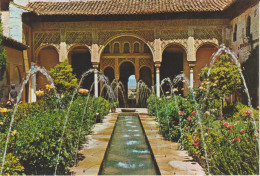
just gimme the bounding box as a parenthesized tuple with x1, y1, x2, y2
(48, 60, 78, 93)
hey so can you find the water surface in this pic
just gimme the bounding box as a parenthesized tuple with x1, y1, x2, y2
(99, 116, 159, 175)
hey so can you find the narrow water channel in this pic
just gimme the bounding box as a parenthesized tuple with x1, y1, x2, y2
(99, 116, 160, 175)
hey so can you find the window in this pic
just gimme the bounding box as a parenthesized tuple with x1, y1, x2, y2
(233, 24, 237, 42)
(134, 43, 140, 53)
(114, 43, 120, 53)
(124, 43, 130, 53)
(144, 44, 150, 53)
(104, 44, 110, 53)
(246, 16, 251, 37)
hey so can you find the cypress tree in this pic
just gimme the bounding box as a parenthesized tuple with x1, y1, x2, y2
(0, 16, 7, 81)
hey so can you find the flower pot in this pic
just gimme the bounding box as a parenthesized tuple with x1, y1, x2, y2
(111, 107, 116, 113)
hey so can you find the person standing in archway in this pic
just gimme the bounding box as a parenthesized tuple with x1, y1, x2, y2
(9, 84, 18, 106)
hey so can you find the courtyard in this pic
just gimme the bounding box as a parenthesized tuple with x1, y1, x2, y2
(0, 0, 259, 175)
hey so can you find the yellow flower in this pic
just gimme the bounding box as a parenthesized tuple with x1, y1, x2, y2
(0, 122, 3, 125)
(173, 88, 178, 92)
(201, 83, 205, 86)
(96, 113, 100, 116)
(182, 80, 186, 83)
(0, 108, 8, 113)
(199, 86, 204, 90)
(36, 90, 44, 97)
(45, 84, 53, 90)
(166, 96, 171, 99)
(12, 130, 18, 136)
(181, 88, 184, 91)
(165, 91, 170, 95)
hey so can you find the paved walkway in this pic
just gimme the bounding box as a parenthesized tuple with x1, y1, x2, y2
(70, 108, 205, 175)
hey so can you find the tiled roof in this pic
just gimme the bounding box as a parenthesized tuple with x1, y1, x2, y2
(25, 0, 236, 16)
(3, 36, 29, 50)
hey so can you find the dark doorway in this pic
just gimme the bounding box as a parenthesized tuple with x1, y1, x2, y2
(161, 46, 184, 93)
(140, 67, 152, 88)
(104, 67, 115, 84)
(119, 62, 135, 107)
(71, 49, 93, 91)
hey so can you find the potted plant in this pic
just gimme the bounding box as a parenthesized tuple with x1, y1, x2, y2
(111, 101, 118, 113)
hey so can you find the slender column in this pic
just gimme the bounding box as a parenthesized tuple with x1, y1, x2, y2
(93, 64, 99, 97)
(30, 62, 37, 102)
(59, 42, 67, 62)
(189, 63, 195, 88)
(155, 62, 161, 97)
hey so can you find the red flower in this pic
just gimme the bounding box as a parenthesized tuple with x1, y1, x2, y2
(191, 111, 196, 116)
(221, 112, 224, 116)
(194, 143, 199, 147)
(240, 129, 245, 134)
(236, 137, 241, 143)
(232, 125, 235, 128)
(184, 126, 188, 131)
(65, 87, 69, 90)
(223, 122, 229, 128)
(194, 138, 199, 143)
(216, 129, 218, 131)
(194, 138, 199, 148)
(246, 110, 251, 116)
(187, 116, 192, 121)
(257, 129, 260, 133)
(232, 138, 236, 143)
(4, 137, 7, 140)
(178, 111, 183, 116)
(227, 125, 231, 129)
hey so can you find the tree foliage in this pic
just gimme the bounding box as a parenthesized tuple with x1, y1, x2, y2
(48, 60, 78, 93)
(0, 19, 7, 81)
(200, 54, 242, 97)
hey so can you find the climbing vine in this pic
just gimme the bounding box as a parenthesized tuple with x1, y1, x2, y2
(0, 19, 7, 81)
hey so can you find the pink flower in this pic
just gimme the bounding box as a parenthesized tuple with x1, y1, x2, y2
(240, 129, 245, 134)
(223, 122, 229, 128)
(178, 111, 183, 116)
(246, 110, 251, 116)
(227, 125, 231, 129)
(191, 111, 196, 116)
(187, 116, 192, 121)
(232, 138, 236, 143)
(257, 129, 260, 133)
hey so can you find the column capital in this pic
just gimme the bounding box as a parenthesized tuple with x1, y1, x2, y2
(92, 62, 99, 69)
(155, 61, 161, 68)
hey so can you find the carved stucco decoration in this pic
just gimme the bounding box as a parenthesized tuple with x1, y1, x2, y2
(194, 39, 219, 52)
(66, 32, 92, 45)
(98, 30, 155, 45)
(139, 58, 154, 72)
(161, 39, 188, 53)
(194, 28, 222, 43)
(160, 29, 189, 40)
(100, 58, 115, 71)
(118, 58, 135, 66)
(33, 32, 60, 52)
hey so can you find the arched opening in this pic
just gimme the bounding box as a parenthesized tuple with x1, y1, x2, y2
(120, 61, 135, 107)
(37, 46, 59, 89)
(100, 36, 153, 107)
(104, 67, 115, 83)
(233, 24, 237, 42)
(140, 66, 152, 88)
(246, 16, 251, 38)
(68, 46, 93, 90)
(161, 44, 186, 93)
(134, 43, 140, 53)
(13, 66, 22, 86)
(195, 44, 218, 87)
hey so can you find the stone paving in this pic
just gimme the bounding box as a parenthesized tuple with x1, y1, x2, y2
(70, 108, 205, 175)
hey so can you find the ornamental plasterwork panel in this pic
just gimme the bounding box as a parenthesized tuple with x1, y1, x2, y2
(139, 58, 154, 71)
(100, 58, 115, 70)
(118, 58, 135, 66)
(193, 28, 222, 43)
(161, 39, 188, 52)
(98, 30, 154, 45)
(33, 32, 60, 51)
(66, 32, 92, 45)
(160, 29, 189, 40)
(194, 39, 219, 51)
